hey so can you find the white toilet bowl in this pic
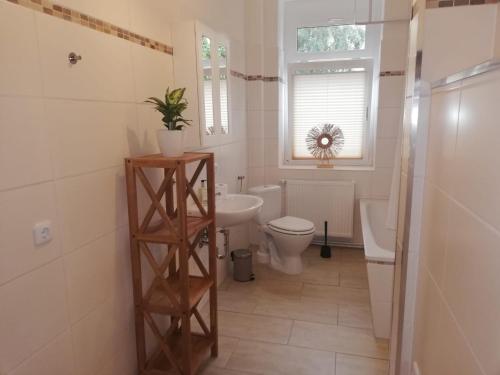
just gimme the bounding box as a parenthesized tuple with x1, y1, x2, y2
(260, 216, 315, 274)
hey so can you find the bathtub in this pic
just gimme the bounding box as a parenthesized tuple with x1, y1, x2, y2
(360, 199, 396, 339)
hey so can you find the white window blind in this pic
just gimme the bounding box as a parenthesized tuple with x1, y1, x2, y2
(203, 79, 214, 134)
(220, 79, 228, 134)
(292, 70, 367, 159)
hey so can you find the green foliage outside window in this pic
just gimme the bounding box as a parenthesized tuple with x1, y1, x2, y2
(297, 25, 366, 53)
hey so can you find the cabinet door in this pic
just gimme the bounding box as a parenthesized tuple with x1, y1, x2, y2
(172, 21, 202, 148)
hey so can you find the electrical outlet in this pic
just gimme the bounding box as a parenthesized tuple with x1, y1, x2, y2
(33, 221, 52, 246)
(412, 362, 421, 375)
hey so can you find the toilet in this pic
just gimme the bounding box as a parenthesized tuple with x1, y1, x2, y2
(248, 185, 315, 274)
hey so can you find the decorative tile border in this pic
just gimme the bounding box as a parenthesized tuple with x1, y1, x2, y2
(380, 71, 406, 77)
(5, 0, 173, 55)
(427, 0, 499, 8)
(230, 70, 285, 84)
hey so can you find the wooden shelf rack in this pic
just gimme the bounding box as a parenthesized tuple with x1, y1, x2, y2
(125, 152, 218, 375)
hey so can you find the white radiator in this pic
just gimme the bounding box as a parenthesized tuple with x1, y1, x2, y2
(285, 179, 355, 238)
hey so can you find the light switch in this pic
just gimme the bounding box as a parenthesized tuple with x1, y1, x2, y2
(33, 221, 52, 246)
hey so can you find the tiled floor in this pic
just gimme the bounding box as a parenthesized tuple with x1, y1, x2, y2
(196, 245, 389, 375)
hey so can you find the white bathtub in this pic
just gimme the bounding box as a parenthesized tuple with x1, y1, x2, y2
(360, 199, 396, 339)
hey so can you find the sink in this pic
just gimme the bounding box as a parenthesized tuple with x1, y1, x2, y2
(215, 194, 263, 228)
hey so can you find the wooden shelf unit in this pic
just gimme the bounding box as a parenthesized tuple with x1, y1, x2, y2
(125, 152, 218, 375)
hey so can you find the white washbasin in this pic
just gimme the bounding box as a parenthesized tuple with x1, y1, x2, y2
(215, 194, 263, 228)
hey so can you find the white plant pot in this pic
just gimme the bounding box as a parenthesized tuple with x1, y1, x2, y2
(157, 128, 184, 157)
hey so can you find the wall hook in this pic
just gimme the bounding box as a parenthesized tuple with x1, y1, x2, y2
(68, 52, 82, 65)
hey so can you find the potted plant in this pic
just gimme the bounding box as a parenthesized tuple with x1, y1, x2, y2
(145, 87, 191, 157)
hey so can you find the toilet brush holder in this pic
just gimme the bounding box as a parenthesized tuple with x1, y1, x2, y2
(320, 221, 331, 258)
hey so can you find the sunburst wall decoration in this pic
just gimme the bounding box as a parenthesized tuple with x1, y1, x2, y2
(306, 124, 345, 168)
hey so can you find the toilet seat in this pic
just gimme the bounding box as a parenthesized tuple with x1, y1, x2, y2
(268, 216, 315, 235)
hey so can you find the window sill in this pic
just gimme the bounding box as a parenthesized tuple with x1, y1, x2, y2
(279, 164, 375, 172)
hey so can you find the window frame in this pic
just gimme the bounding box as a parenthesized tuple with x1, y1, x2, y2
(284, 58, 374, 167)
(282, 22, 380, 169)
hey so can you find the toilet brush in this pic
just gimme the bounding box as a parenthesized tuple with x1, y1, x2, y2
(320, 221, 331, 258)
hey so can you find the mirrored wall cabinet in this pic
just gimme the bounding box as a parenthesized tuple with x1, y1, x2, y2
(171, 21, 231, 148)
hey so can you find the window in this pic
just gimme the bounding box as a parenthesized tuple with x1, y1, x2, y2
(290, 60, 371, 160)
(197, 23, 231, 145)
(297, 25, 366, 53)
(283, 19, 380, 168)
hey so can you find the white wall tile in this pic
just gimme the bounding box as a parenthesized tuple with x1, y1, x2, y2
(247, 167, 265, 187)
(231, 74, 247, 111)
(264, 138, 279, 167)
(375, 138, 397, 168)
(425, 84, 460, 188)
(246, 43, 263, 74)
(46, 100, 137, 178)
(263, 81, 279, 111)
(36, 13, 135, 102)
(422, 5, 497, 83)
(443, 203, 500, 375)
(134, 104, 163, 155)
(384, 0, 411, 20)
(0, 182, 61, 285)
(0, 260, 69, 373)
(371, 167, 393, 198)
(9, 331, 76, 375)
(55, 167, 128, 253)
(379, 77, 405, 108)
(71, 295, 134, 375)
(377, 107, 402, 139)
(64, 228, 131, 324)
(420, 183, 449, 288)
(0, 97, 53, 190)
(0, 2, 43, 96)
(129, 0, 172, 44)
(54, 0, 131, 28)
(263, 110, 279, 139)
(452, 70, 500, 231)
(246, 81, 263, 111)
(380, 23, 409, 72)
(248, 140, 265, 167)
(246, 110, 264, 140)
(131, 44, 174, 103)
(263, 46, 279, 76)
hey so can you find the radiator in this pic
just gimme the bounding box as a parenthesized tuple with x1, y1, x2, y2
(285, 179, 355, 238)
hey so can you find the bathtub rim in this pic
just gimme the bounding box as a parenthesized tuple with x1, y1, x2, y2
(360, 198, 396, 264)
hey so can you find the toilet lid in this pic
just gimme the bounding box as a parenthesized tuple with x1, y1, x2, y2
(268, 216, 315, 234)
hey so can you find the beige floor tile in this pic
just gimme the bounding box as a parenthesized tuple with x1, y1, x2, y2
(226, 339, 335, 375)
(340, 273, 369, 289)
(301, 265, 340, 286)
(303, 245, 352, 259)
(200, 367, 254, 375)
(225, 278, 303, 300)
(337, 249, 366, 263)
(340, 262, 368, 275)
(218, 291, 260, 314)
(289, 321, 389, 359)
(218, 311, 293, 344)
(255, 261, 340, 286)
(210, 336, 240, 369)
(302, 284, 370, 306)
(254, 297, 338, 325)
(336, 353, 389, 375)
(339, 305, 373, 330)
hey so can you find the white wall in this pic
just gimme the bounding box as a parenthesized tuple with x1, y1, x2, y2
(0, 0, 247, 374)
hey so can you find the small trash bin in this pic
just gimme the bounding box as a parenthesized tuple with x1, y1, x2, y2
(231, 249, 254, 282)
